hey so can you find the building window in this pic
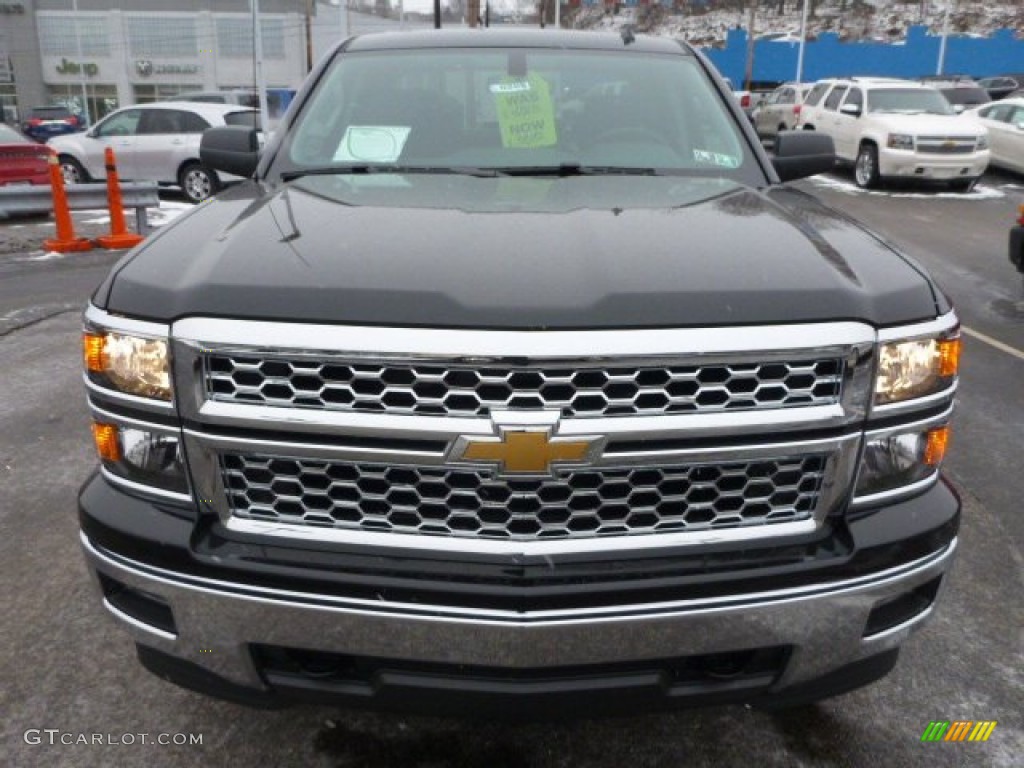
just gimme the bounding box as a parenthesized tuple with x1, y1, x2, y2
(47, 84, 118, 123)
(215, 17, 285, 60)
(1, 83, 18, 124)
(126, 16, 197, 59)
(37, 14, 110, 57)
(133, 83, 193, 104)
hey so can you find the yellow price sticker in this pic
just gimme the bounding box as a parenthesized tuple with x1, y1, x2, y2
(493, 74, 558, 149)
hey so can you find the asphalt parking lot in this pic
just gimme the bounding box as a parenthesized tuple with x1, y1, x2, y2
(1, 172, 1022, 768)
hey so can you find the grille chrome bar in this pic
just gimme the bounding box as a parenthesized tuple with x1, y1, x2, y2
(916, 136, 977, 155)
(203, 354, 844, 418)
(221, 453, 828, 541)
(182, 430, 861, 553)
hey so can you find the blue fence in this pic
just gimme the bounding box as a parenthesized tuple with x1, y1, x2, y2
(702, 26, 1024, 84)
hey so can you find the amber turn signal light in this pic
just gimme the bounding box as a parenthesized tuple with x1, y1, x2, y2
(938, 337, 960, 378)
(923, 426, 950, 467)
(83, 332, 107, 372)
(91, 421, 121, 462)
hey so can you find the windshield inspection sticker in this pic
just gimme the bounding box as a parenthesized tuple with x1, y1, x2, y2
(334, 126, 411, 163)
(693, 149, 741, 169)
(493, 74, 557, 149)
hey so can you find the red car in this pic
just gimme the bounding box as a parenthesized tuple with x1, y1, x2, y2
(0, 123, 53, 186)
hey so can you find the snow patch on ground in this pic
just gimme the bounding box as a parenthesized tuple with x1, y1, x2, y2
(807, 174, 1005, 199)
(27, 251, 68, 261)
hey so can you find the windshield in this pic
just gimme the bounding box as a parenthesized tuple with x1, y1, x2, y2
(274, 47, 763, 183)
(32, 107, 73, 119)
(867, 88, 954, 115)
(224, 110, 261, 131)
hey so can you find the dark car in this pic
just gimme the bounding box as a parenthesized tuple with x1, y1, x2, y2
(0, 123, 52, 187)
(20, 105, 84, 143)
(915, 77, 990, 112)
(978, 74, 1024, 101)
(939, 86, 991, 110)
(79, 30, 960, 716)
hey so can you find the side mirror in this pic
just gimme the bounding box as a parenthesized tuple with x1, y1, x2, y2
(953, 104, 966, 114)
(772, 131, 836, 182)
(839, 103, 862, 117)
(200, 126, 259, 178)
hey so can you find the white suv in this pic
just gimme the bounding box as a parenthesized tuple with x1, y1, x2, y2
(798, 78, 990, 190)
(48, 102, 259, 203)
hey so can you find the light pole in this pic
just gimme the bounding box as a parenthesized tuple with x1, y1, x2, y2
(936, 0, 951, 75)
(796, 0, 811, 84)
(71, 0, 90, 125)
(250, 0, 270, 135)
(339, 0, 350, 39)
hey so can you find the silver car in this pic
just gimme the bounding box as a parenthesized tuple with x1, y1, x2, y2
(753, 83, 813, 141)
(47, 101, 258, 203)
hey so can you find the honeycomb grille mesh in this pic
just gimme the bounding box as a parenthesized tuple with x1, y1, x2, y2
(221, 454, 828, 541)
(204, 355, 843, 418)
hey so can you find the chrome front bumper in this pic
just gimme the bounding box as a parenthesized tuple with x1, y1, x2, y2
(82, 532, 957, 694)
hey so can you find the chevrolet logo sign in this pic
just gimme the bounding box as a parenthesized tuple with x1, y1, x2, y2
(450, 428, 605, 476)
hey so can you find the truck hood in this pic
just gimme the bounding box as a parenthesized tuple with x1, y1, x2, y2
(99, 174, 940, 329)
(868, 112, 985, 137)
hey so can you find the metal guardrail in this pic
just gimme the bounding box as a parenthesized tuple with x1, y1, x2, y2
(0, 182, 161, 234)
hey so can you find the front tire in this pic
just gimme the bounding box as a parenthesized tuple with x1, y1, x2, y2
(59, 156, 88, 185)
(854, 144, 880, 189)
(179, 162, 219, 204)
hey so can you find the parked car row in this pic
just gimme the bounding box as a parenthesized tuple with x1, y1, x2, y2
(1, 89, 291, 204)
(47, 101, 260, 203)
(750, 74, 1024, 190)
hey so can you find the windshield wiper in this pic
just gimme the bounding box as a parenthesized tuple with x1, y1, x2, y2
(493, 163, 666, 177)
(280, 165, 499, 182)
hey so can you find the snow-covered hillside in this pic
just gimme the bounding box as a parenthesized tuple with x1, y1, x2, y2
(570, 2, 1024, 47)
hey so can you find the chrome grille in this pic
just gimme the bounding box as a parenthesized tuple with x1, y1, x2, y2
(221, 453, 828, 541)
(204, 355, 844, 417)
(916, 136, 976, 155)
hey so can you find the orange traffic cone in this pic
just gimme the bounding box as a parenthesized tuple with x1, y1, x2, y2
(43, 153, 92, 253)
(96, 147, 145, 250)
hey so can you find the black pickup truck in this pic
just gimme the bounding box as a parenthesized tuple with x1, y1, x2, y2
(78, 30, 960, 715)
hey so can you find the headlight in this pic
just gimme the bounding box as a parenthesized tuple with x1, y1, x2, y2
(83, 331, 171, 400)
(855, 425, 949, 498)
(92, 421, 188, 494)
(886, 133, 915, 150)
(976, 134, 989, 150)
(874, 335, 960, 405)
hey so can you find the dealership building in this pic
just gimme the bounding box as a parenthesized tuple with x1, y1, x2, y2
(0, 0, 312, 124)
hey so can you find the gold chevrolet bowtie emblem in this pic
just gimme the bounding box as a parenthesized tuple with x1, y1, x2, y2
(454, 429, 602, 475)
